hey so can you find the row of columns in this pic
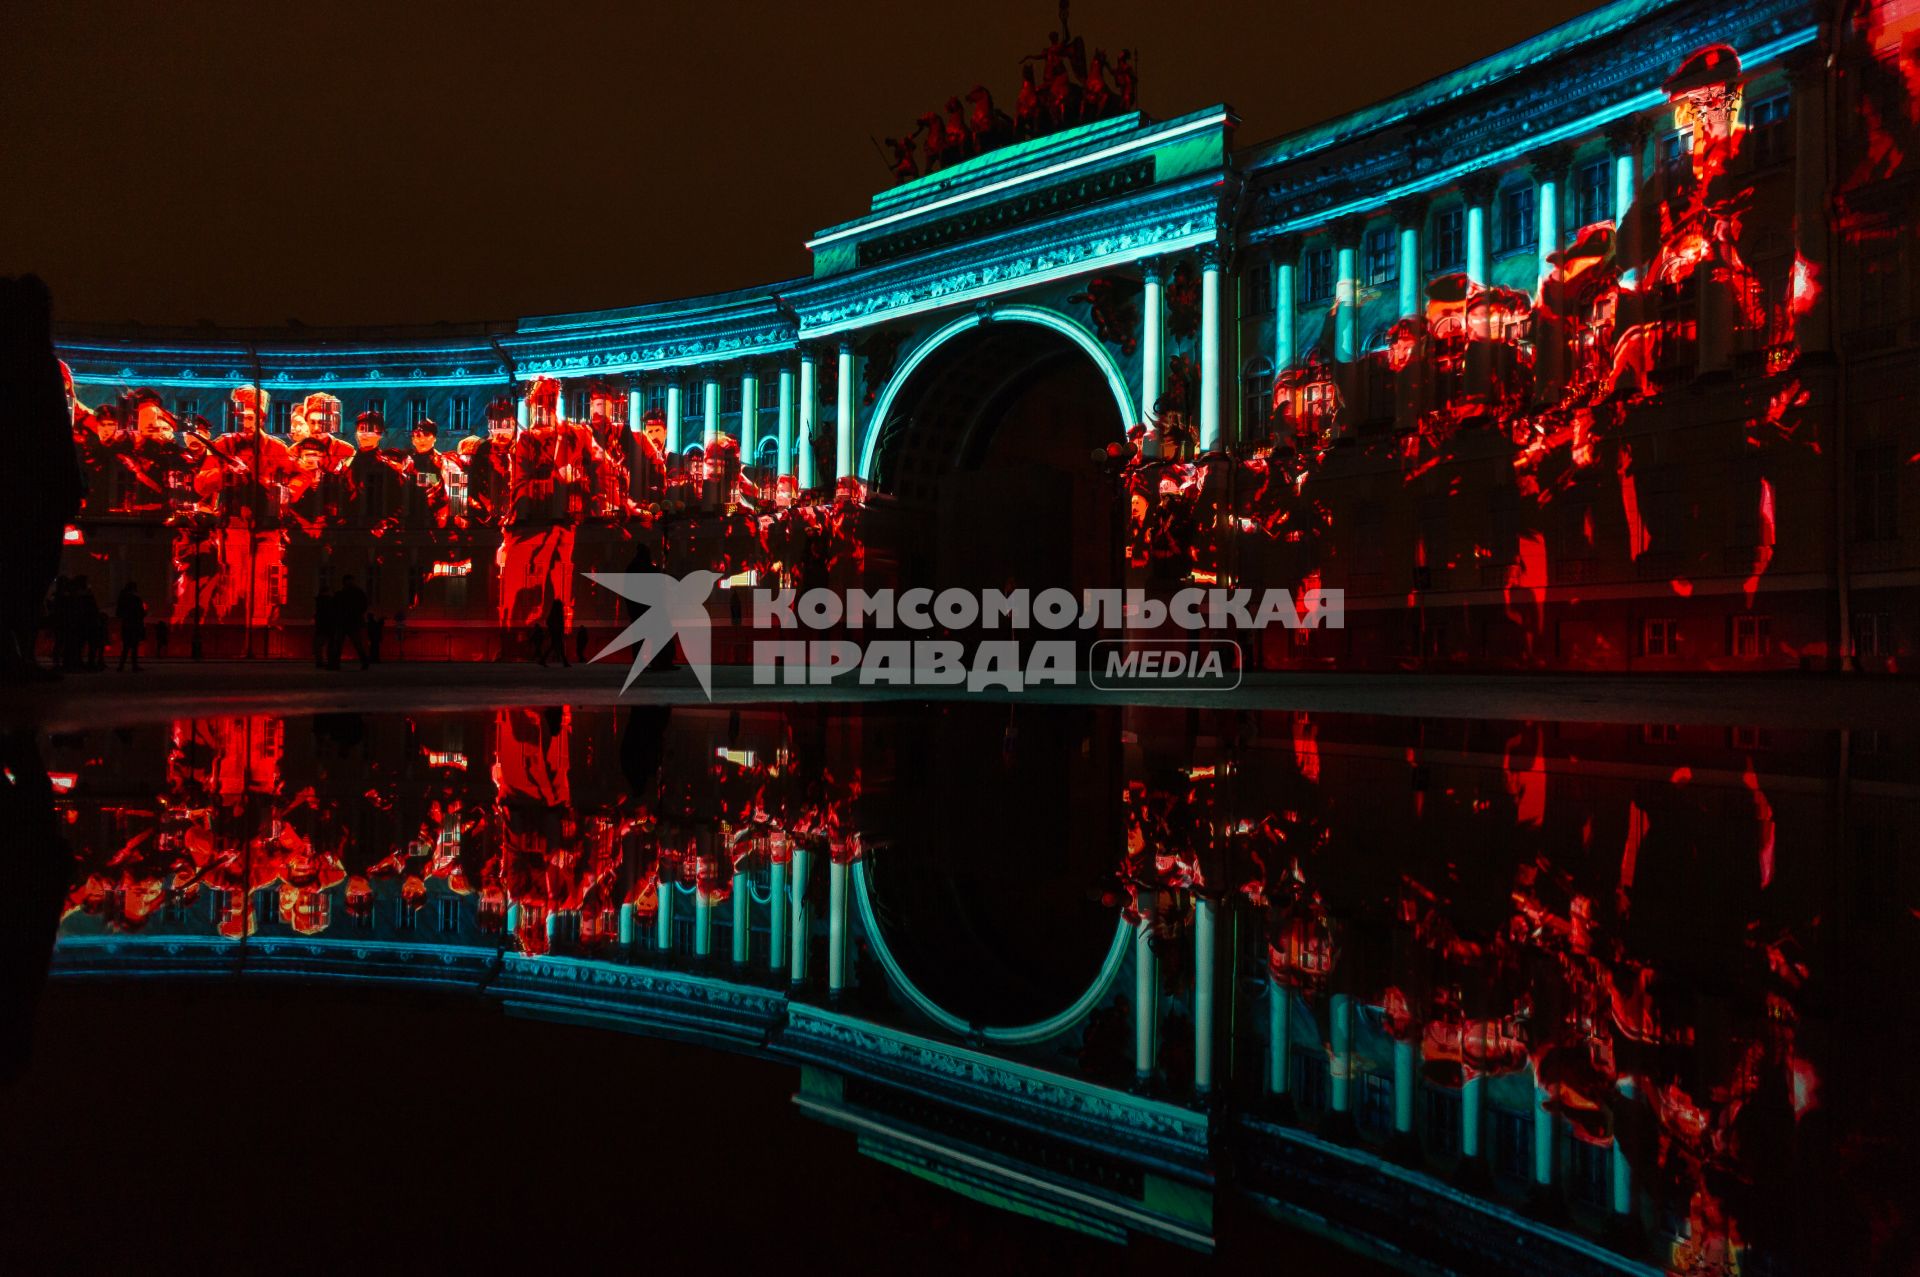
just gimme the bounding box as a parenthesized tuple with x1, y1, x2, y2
(1263, 982, 1636, 1216)
(1138, 248, 1225, 450)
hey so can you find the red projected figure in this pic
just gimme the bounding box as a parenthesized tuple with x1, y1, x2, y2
(464, 398, 517, 526)
(633, 405, 669, 502)
(403, 417, 463, 530)
(499, 377, 599, 644)
(297, 392, 353, 470)
(208, 384, 292, 631)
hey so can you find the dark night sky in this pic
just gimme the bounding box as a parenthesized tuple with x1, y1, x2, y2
(4, 0, 1609, 329)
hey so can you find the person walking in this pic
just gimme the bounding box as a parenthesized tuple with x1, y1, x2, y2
(114, 581, 146, 671)
(331, 574, 370, 670)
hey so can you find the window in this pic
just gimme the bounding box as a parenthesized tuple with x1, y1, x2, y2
(1243, 358, 1275, 436)
(1573, 158, 1611, 228)
(1745, 93, 1791, 168)
(255, 891, 279, 926)
(1642, 722, 1680, 745)
(1570, 1139, 1611, 1209)
(1495, 183, 1534, 255)
(1359, 1073, 1395, 1136)
(1429, 207, 1465, 273)
(1423, 1088, 1461, 1158)
(1301, 246, 1334, 304)
(1729, 725, 1772, 750)
(1732, 614, 1773, 658)
(1493, 1108, 1532, 1181)
(1643, 618, 1678, 657)
(435, 898, 461, 933)
(1244, 260, 1274, 315)
(1660, 128, 1694, 179)
(174, 398, 199, 426)
(451, 397, 472, 431)
(1364, 226, 1398, 287)
(408, 396, 429, 426)
(1291, 1048, 1330, 1113)
(1855, 611, 1894, 658)
(1855, 446, 1899, 540)
(397, 900, 418, 930)
(270, 401, 292, 435)
(723, 380, 744, 415)
(365, 396, 386, 420)
(647, 384, 671, 415)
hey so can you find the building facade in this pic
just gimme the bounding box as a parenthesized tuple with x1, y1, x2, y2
(54, 0, 1917, 669)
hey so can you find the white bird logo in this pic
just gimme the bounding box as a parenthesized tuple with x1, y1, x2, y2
(585, 571, 721, 697)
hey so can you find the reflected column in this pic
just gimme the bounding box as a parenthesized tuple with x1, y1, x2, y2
(768, 834, 789, 972)
(789, 843, 811, 985)
(731, 865, 752, 965)
(1193, 896, 1216, 1095)
(1267, 978, 1292, 1103)
(827, 850, 849, 996)
(1134, 904, 1159, 1083)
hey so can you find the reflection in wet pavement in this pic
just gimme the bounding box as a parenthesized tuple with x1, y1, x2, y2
(11, 702, 1919, 1274)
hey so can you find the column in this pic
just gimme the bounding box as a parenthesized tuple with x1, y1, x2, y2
(1461, 1073, 1484, 1160)
(1267, 979, 1292, 1098)
(1198, 247, 1222, 452)
(626, 384, 642, 434)
(768, 855, 789, 971)
(1393, 1038, 1416, 1136)
(775, 366, 795, 480)
(1535, 146, 1570, 286)
(618, 901, 635, 946)
(515, 393, 530, 430)
(1274, 240, 1298, 372)
(827, 857, 849, 994)
(796, 350, 817, 490)
(1464, 179, 1492, 289)
(788, 845, 810, 984)
(1193, 897, 1216, 1094)
(1134, 908, 1159, 1082)
(1533, 1078, 1555, 1188)
(1334, 242, 1359, 364)
(1611, 1078, 1636, 1215)
(655, 881, 673, 951)
(1329, 992, 1353, 1114)
(1141, 258, 1165, 426)
(665, 382, 683, 454)
(702, 375, 719, 450)
(1392, 199, 1425, 320)
(693, 888, 712, 958)
(740, 368, 759, 454)
(835, 340, 855, 480)
(1607, 119, 1646, 290)
(731, 870, 751, 965)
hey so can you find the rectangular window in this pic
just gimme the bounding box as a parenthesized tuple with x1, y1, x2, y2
(1573, 158, 1611, 227)
(435, 898, 461, 933)
(1660, 129, 1694, 179)
(1290, 1048, 1330, 1112)
(1570, 1139, 1611, 1209)
(1423, 1088, 1461, 1159)
(1745, 93, 1791, 168)
(1244, 260, 1274, 315)
(1729, 725, 1772, 750)
(365, 396, 386, 421)
(1855, 611, 1894, 658)
(1643, 618, 1678, 657)
(408, 396, 429, 427)
(1429, 208, 1465, 273)
(1732, 614, 1773, 658)
(1301, 247, 1334, 304)
(1642, 722, 1680, 745)
(270, 401, 292, 435)
(1855, 445, 1899, 540)
(451, 398, 472, 431)
(1364, 226, 1398, 287)
(255, 891, 279, 926)
(397, 901, 418, 931)
(723, 380, 744, 415)
(1359, 1073, 1395, 1136)
(1493, 1108, 1532, 1181)
(565, 389, 587, 422)
(174, 398, 199, 427)
(1496, 183, 1534, 255)
(647, 384, 670, 415)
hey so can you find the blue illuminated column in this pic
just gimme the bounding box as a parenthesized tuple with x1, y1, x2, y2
(775, 367, 795, 480)
(1134, 904, 1159, 1082)
(1141, 258, 1164, 427)
(702, 375, 719, 450)
(1461, 1072, 1484, 1160)
(1194, 896, 1216, 1094)
(1393, 1038, 1416, 1135)
(1610, 120, 1639, 224)
(626, 384, 641, 435)
(797, 350, 817, 489)
(1267, 979, 1292, 1098)
(1533, 1076, 1555, 1187)
(665, 383, 683, 454)
(1466, 202, 1488, 288)
(694, 885, 713, 958)
(1329, 992, 1353, 1114)
(1334, 244, 1359, 364)
(789, 844, 810, 984)
(1393, 198, 1425, 319)
(731, 869, 751, 964)
(768, 851, 788, 971)
(740, 368, 759, 453)
(827, 856, 849, 994)
(835, 340, 856, 480)
(618, 902, 635, 946)
(1274, 242, 1297, 372)
(1535, 150, 1565, 288)
(1612, 1078, 1636, 1215)
(1198, 247, 1222, 451)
